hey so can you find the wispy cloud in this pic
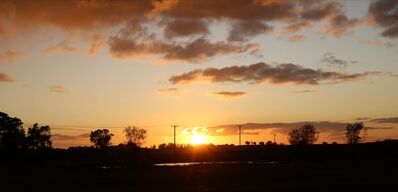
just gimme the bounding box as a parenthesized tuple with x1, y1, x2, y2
(291, 90, 318, 94)
(157, 87, 181, 97)
(42, 42, 79, 55)
(210, 91, 247, 99)
(49, 85, 70, 94)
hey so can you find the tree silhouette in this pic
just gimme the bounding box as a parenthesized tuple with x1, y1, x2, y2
(0, 112, 25, 149)
(245, 141, 250, 145)
(346, 122, 364, 144)
(288, 123, 319, 145)
(123, 126, 147, 146)
(90, 129, 113, 149)
(26, 123, 52, 149)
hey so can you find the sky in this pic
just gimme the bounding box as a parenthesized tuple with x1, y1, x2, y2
(0, 0, 398, 148)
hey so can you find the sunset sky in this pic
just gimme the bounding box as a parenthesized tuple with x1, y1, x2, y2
(1, 0, 398, 148)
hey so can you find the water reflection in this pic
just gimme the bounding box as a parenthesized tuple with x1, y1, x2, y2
(153, 161, 278, 167)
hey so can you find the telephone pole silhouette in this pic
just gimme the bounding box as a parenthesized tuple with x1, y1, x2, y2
(238, 125, 242, 146)
(273, 133, 277, 144)
(171, 124, 179, 150)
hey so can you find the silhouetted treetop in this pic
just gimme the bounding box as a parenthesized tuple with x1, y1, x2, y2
(124, 126, 147, 147)
(288, 123, 319, 145)
(0, 112, 25, 149)
(346, 122, 365, 144)
(90, 129, 113, 149)
(27, 123, 52, 149)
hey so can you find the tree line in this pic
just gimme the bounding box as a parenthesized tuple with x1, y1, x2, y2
(0, 111, 366, 150)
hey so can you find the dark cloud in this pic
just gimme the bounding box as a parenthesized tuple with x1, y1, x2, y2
(211, 91, 247, 98)
(0, 72, 14, 82)
(164, 19, 209, 38)
(169, 62, 377, 85)
(228, 21, 272, 41)
(368, 0, 398, 38)
(323, 14, 359, 37)
(109, 36, 259, 62)
(322, 53, 358, 67)
(370, 117, 398, 124)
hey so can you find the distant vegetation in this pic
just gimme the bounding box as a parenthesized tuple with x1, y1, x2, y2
(0, 111, 372, 151)
(0, 112, 52, 150)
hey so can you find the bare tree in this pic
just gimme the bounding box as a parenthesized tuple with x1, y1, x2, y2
(346, 122, 364, 144)
(288, 123, 319, 145)
(124, 126, 147, 146)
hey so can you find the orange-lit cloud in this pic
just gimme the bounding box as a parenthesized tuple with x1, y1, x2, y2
(210, 91, 247, 99)
(0, 72, 14, 82)
(42, 42, 79, 55)
(169, 62, 379, 85)
(288, 34, 309, 42)
(49, 85, 70, 94)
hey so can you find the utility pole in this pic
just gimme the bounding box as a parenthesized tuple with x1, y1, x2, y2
(273, 133, 277, 144)
(238, 125, 242, 146)
(171, 124, 179, 150)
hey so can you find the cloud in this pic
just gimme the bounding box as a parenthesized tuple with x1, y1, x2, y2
(210, 91, 247, 98)
(363, 39, 394, 47)
(42, 42, 79, 55)
(109, 36, 259, 62)
(227, 21, 272, 41)
(157, 87, 181, 97)
(87, 33, 107, 56)
(291, 90, 318, 94)
(0, 0, 152, 31)
(0, 73, 14, 82)
(322, 54, 358, 67)
(370, 117, 398, 124)
(323, 14, 359, 37)
(49, 85, 70, 94)
(288, 35, 309, 42)
(52, 133, 90, 141)
(284, 21, 312, 33)
(169, 62, 378, 85)
(368, 0, 398, 38)
(164, 19, 209, 38)
(0, 50, 22, 63)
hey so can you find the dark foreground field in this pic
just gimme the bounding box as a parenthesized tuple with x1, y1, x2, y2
(1, 142, 398, 191)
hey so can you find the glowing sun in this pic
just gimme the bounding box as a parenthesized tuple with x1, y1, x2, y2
(189, 134, 209, 144)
